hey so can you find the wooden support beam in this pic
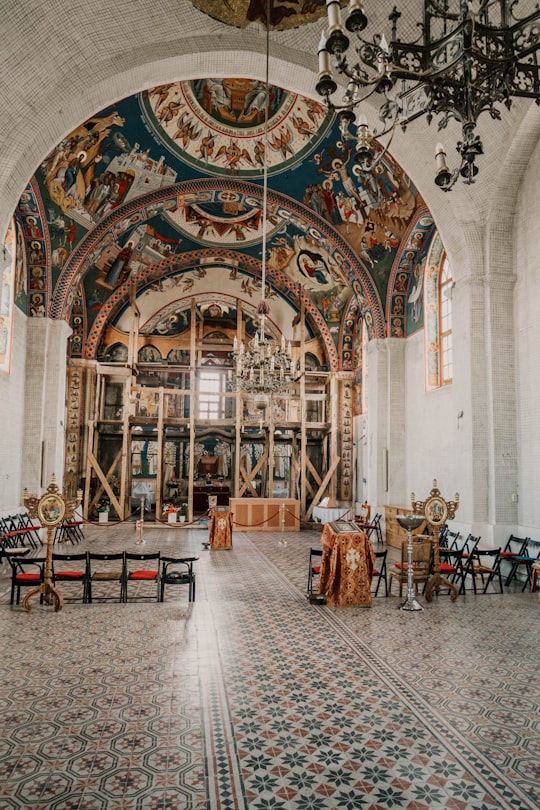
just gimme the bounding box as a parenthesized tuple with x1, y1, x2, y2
(304, 456, 341, 522)
(238, 450, 268, 497)
(87, 447, 123, 517)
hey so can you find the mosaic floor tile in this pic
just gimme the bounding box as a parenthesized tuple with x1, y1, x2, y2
(0, 523, 538, 809)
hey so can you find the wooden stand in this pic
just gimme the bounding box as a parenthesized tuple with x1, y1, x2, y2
(22, 476, 82, 613)
(411, 480, 460, 602)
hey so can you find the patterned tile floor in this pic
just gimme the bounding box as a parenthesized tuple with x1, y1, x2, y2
(0, 522, 538, 809)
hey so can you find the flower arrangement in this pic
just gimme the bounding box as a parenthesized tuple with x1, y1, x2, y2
(97, 497, 110, 513)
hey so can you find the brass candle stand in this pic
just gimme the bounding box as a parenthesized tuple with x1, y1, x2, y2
(22, 475, 82, 612)
(411, 480, 460, 602)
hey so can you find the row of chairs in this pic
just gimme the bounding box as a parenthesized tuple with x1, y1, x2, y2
(441, 529, 540, 591)
(8, 551, 197, 605)
(308, 533, 511, 600)
(0, 513, 42, 551)
(54, 518, 85, 544)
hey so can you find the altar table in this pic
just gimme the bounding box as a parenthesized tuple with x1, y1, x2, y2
(318, 522, 375, 606)
(312, 505, 353, 524)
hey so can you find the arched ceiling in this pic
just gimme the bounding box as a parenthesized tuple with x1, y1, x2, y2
(8, 0, 536, 373)
(14, 74, 435, 370)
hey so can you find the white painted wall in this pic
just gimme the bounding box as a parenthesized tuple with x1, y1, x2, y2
(0, 307, 27, 510)
(515, 135, 540, 534)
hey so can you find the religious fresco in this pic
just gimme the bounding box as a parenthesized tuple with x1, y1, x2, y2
(141, 80, 331, 177)
(0, 221, 17, 373)
(191, 0, 329, 30)
(16, 75, 436, 371)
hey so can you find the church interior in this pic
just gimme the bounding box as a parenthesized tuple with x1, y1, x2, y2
(0, 1, 539, 808)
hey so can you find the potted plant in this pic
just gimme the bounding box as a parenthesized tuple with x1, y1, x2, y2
(97, 497, 110, 523)
(174, 497, 187, 523)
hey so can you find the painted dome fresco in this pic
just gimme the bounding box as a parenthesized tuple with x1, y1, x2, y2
(13, 77, 435, 372)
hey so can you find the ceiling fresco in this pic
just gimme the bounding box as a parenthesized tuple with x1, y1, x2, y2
(13, 77, 436, 372)
(191, 0, 330, 30)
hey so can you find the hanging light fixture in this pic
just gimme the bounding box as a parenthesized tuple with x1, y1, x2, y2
(232, 12, 300, 409)
(316, 0, 540, 190)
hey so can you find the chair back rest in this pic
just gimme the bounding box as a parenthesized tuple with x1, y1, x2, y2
(161, 556, 197, 578)
(52, 551, 89, 571)
(401, 536, 432, 568)
(11, 556, 46, 575)
(504, 534, 529, 555)
(473, 548, 501, 569)
(358, 502, 370, 522)
(458, 533, 480, 554)
(446, 530, 462, 550)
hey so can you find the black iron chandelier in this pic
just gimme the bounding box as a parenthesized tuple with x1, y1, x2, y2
(316, 0, 540, 190)
(232, 21, 300, 408)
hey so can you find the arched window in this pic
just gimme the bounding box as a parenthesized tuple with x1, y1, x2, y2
(425, 246, 453, 390)
(439, 255, 453, 385)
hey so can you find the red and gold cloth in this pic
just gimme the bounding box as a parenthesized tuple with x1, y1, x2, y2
(209, 508, 233, 550)
(318, 524, 375, 606)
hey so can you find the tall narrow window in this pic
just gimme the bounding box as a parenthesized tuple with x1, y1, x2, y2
(439, 256, 453, 385)
(198, 370, 224, 419)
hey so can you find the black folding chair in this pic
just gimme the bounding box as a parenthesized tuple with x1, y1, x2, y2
(124, 552, 161, 602)
(8, 556, 46, 605)
(52, 551, 90, 602)
(372, 549, 388, 596)
(160, 556, 198, 602)
(87, 552, 125, 603)
(463, 548, 504, 594)
(307, 547, 323, 596)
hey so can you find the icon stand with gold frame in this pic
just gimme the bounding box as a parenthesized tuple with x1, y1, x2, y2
(411, 480, 460, 602)
(22, 475, 82, 612)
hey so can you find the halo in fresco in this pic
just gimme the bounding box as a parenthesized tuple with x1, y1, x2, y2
(191, 0, 329, 30)
(140, 80, 332, 177)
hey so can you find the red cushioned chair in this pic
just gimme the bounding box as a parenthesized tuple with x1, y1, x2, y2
(123, 552, 161, 602)
(52, 552, 90, 603)
(8, 556, 46, 605)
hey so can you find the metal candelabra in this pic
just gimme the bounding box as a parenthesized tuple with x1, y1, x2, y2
(396, 513, 426, 611)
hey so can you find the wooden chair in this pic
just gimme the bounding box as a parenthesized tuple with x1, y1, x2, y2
(355, 502, 371, 524)
(160, 556, 198, 602)
(87, 552, 125, 603)
(388, 536, 432, 597)
(52, 551, 90, 602)
(124, 552, 161, 602)
(463, 548, 504, 594)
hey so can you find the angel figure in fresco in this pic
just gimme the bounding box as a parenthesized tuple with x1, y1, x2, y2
(268, 126, 293, 160)
(216, 140, 253, 171)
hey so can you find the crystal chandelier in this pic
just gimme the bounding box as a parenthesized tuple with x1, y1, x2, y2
(232, 17, 300, 408)
(316, 0, 540, 190)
